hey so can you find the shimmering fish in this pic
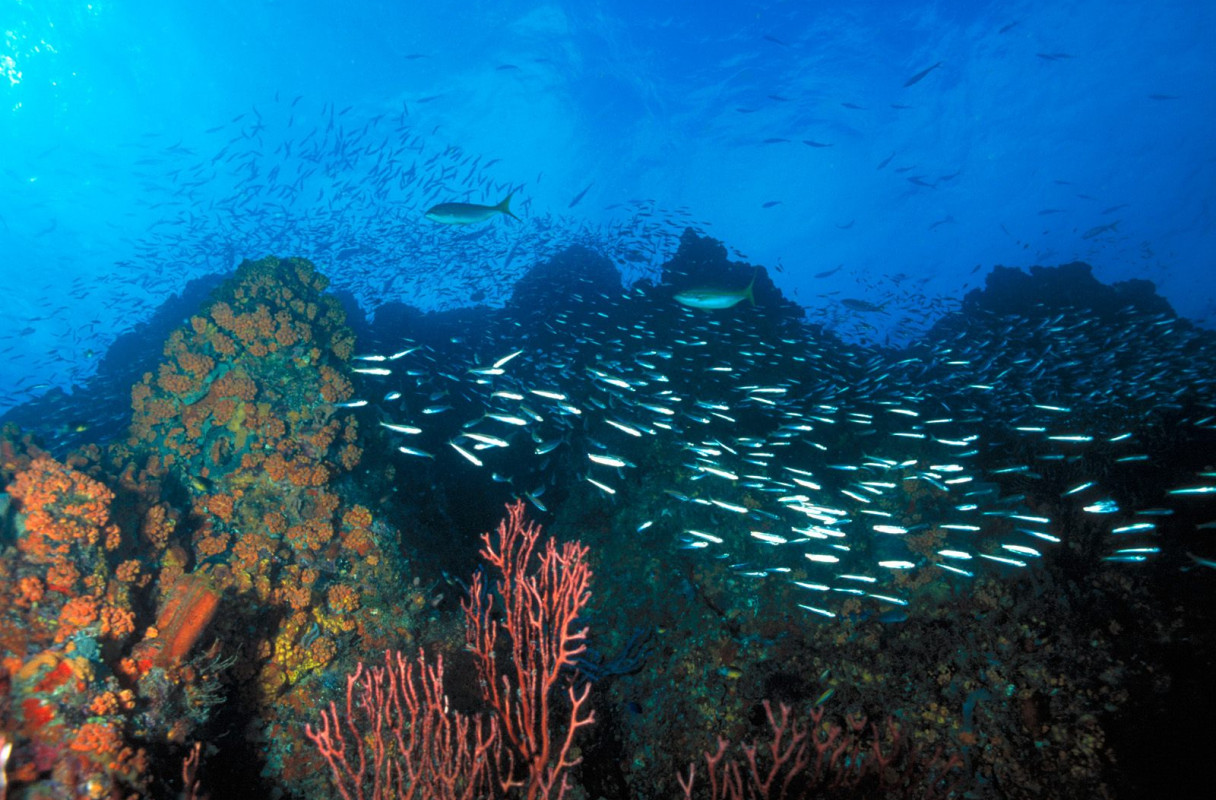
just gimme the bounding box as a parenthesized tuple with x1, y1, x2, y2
(380, 421, 422, 435)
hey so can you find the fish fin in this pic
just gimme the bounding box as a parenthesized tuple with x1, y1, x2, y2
(497, 193, 521, 221)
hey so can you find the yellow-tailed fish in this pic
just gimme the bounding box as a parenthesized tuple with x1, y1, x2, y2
(425, 193, 519, 225)
(674, 269, 757, 310)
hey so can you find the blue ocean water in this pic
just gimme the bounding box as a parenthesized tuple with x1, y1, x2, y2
(1, 0, 1213, 411)
(1, 2, 1214, 799)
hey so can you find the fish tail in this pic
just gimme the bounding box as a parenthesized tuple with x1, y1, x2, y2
(745, 268, 759, 305)
(497, 193, 520, 221)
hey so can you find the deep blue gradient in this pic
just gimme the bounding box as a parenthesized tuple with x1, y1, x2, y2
(1, 0, 1213, 413)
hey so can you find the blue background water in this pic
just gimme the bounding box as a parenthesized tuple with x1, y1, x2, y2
(1, 0, 1213, 413)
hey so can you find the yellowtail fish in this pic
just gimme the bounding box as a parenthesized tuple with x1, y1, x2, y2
(424, 193, 519, 225)
(674, 270, 757, 310)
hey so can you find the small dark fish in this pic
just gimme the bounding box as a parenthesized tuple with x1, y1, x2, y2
(814, 265, 843, 279)
(1101, 204, 1128, 214)
(841, 298, 885, 313)
(568, 183, 594, 208)
(1038, 208, 1064, 215)
(497, 64, 520, 71)
(802, 140, 833, 148)
(929, 215, 956, 230)
(999, 21, 1021, 34)
(902, 61, 942, 87)
(768, 95, 790, 102)
(889, 103, 913, 109)
(841, 102, 866, 110)
(763, 35, 789, 46)
(876, 152, 896, 170)
(762, 201, 783, 209)
(835, 220, 854, 230)
(1082, 220, 1119, 239)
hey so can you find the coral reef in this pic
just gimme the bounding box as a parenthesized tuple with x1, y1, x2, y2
(115, 256, 424, 794)
(0, 449, 150, 797)
(0, 257, 432, 798)
(0, 249, 1211, 799)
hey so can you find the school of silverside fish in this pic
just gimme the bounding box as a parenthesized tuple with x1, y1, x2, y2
(324, 248, 1216, 626)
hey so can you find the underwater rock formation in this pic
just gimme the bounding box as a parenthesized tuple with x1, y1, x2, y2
(962, 261, 1174, 319)
(657, 228, 804, 322)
